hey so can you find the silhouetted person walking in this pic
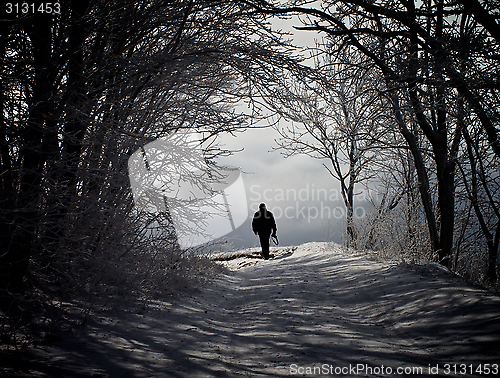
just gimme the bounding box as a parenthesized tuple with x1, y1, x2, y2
(252, 203, 277, 260)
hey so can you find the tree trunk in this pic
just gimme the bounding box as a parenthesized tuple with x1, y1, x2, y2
(0, 24, 17, 293)
(345, 141, 356, 246)
(41, 0, 90, 258)
(388, 92, 440, 254)
(435, 147, 455, 265)
(0, 14, 53, 293)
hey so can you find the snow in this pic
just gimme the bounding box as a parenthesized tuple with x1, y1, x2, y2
(3, 242, 500, 377)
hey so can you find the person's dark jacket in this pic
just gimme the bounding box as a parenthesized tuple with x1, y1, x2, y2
(252, 209, 277, 236)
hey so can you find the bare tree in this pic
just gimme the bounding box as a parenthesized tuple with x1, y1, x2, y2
(244, 0, 500, 285)
(268, 44, 388, 246)
(0, 0, 301, 337)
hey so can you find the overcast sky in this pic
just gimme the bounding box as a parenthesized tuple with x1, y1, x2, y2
(216, 126, 347, 250)
(134, 14, 355, 251)
(208, 15, 353, 250)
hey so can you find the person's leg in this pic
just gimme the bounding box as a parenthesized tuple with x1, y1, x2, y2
(259, 233, 270, 259)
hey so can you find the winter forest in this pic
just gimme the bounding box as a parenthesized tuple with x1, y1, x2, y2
(1, 0, 500, 375)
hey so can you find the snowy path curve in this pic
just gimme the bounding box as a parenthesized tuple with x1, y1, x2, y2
(7, 243, 500, 377)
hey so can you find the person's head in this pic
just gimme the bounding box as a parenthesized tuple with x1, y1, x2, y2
(259, 203, 266, 211)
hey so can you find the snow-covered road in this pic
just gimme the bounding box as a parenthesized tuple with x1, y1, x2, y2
(4, 243, 500, 377)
